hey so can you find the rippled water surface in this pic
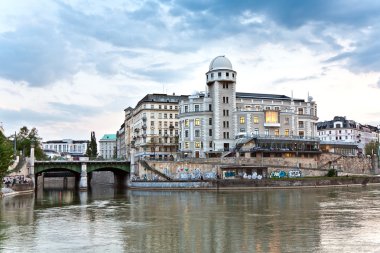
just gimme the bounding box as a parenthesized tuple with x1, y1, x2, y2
(1, 184, 380, 253)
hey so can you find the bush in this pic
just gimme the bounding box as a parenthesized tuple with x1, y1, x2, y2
(327, 169, 337, 177)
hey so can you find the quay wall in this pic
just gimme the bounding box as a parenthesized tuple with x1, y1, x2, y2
(129, 177, 380, 190)
(138, 154, 377, 180)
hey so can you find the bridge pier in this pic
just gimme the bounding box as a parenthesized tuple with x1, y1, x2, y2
(114, 171, 128, 188)
(79, 163, 88, 191)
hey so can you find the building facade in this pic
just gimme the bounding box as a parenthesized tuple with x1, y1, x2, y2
(124, 94, 187, 161)
(99, 134, 116, 159)
(317, 116, 379, 155)
(178, 56, 319, 158)
(42, 139, 88, 158)
(116, 123, 126, 159)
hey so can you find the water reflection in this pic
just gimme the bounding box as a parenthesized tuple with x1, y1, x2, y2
(1, 186, 380, 252)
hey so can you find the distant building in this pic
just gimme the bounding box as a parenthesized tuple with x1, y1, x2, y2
(116, 123, 126, 159)
(42, 139, 88, 158)
(99, 134, 116, 159)
(124, 94, 188, 161)
(178, 56, 319, 158)
(317, 116, 379, 155)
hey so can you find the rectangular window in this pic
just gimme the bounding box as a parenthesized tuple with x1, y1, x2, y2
(254, 128, 259, 135)
(254, 116, 259, 124)
(298, 108, 303, 115)
(209, 141, 213, 148)
(151, 105, 154, 109)
(185, 142, 189, 149)
(195, 142, 201, 148)
(275, 129, 279, 136)
(240, 116, 245, 124)
(164, 113, 167, 119)
(265, 129, 269, 136)
(209, 129, 212, 136)
(195, 118, 200, 126)
(159, 105, 162, 109)
(158, 113, 162, 119)
(195, 105, 200, 112)
(184, 106, 188, 113)
(285, 117, 290, 125)
(298, 121, 304, 128)
(285, 129, 289, 136)
(185, 130, 189, 138)
(209, 104, 212, 111)
(185, 119, 189, 127)
(265, 111, 279, 123)
(195, 130, 200, 137)
(209, 118, 212, 125)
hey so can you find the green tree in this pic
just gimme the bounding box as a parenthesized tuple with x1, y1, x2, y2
(15, 126, 45, 160)
(0, 132, 14, 184)
(364, 140, 379, 156)
(86, 131, 98, 159)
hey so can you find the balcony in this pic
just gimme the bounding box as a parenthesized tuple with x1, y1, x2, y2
(264, 123, 281, 127)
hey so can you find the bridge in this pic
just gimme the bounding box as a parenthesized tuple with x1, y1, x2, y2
(33, 160, 130, 190)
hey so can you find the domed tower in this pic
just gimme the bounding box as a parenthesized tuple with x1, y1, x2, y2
(206, 56, 237, 152)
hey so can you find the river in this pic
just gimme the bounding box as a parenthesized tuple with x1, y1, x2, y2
(1, 182, 380, 253)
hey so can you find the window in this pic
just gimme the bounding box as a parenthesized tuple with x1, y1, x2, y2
(255, 105, 260, 111)
(211, 73, 214, 78)
(184, 106, 188, 113)
(158, 113, 162, 119)
(209, 129, 212, 136)
(223, 110, 229, 116)
(185, 142, 189, 149)
(298, 108, 303, 115)
(226, 72, 229, 77)
(164, 113, 167, 119)
(185, 119, 189, 127)
(209, 104, 212, 111)
(151, 121, 154, 126)
(265, 111, 279, 123)
(240, 128, 245, 132)
(254, 116, 259, 124)
(223, 132, 230, 139)
(185, 130, 189, 138)
(209, 141, 213, 148)
(254, 128, 259, 135)
(285, 117, 290, 125)
(195, 118, 200, 126)
(298, 121, 304, 128)
(195, 130, 200, 137)
(265, 129, 269, 136)
(285, 129, 289, 136)
(274, 106, 280, 111)
(151, 105, 154, 109)
(223, 97, 229, 103)
(218, 72, 221, 77)
(195, 105, 200, 112)
(275, 129, 279, 136)
(150, 113, 155, 119)
(195, 142, 201, 148)
(299, 131, 305, 137)
(240, 116, 245, 124)
(159, 105, 162, 109)
(209, 118, 212, 125)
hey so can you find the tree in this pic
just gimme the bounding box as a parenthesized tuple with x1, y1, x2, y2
(0, 132, 14, 184)
(86, 131, 98, 159)
(15, 126, 45, 160)
(364, 140, 379, 156)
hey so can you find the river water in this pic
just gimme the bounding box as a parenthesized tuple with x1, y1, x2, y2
(1, 183, 380, 253)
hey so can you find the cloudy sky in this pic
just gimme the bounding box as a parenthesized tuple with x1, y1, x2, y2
(1, 0, 380, 141)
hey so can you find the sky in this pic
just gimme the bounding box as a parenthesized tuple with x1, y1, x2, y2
(1, 0, 380, 141)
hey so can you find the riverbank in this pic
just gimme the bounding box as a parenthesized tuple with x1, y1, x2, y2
(1, 185, 34, 198)
(129, 176, 380, 190)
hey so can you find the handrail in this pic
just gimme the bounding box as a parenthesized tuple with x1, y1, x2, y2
(139, 160, 172, 181)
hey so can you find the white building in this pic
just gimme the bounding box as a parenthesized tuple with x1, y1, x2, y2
(317, 116, 379, 155)
(124, 94, 188, 161)
(42, 139, 88, 157)
(178, 56, 319, 158)
(99, 134, 116, 159)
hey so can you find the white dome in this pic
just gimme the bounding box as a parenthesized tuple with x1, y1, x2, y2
(209, 55, 233, 71)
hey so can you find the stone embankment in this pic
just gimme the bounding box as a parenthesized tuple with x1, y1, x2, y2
(129, 176, 380, 190)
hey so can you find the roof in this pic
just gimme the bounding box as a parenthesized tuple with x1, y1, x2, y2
(236, 92, 305, 102)
(135, 93, 189, 108)
(209, 55, 233, 71)
(100, 134, 116, 140)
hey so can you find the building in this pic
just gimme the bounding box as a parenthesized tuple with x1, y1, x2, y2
(124, 94, 188, 161)
(317, 116, 379, 155)
(116, 123, 126, 159)
(99, 134, 116, 159)
(178, 55, 320, 158)
(42, 139, 88, 158)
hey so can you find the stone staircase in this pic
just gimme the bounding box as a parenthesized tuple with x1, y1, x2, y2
(139, 160, 172, 181)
